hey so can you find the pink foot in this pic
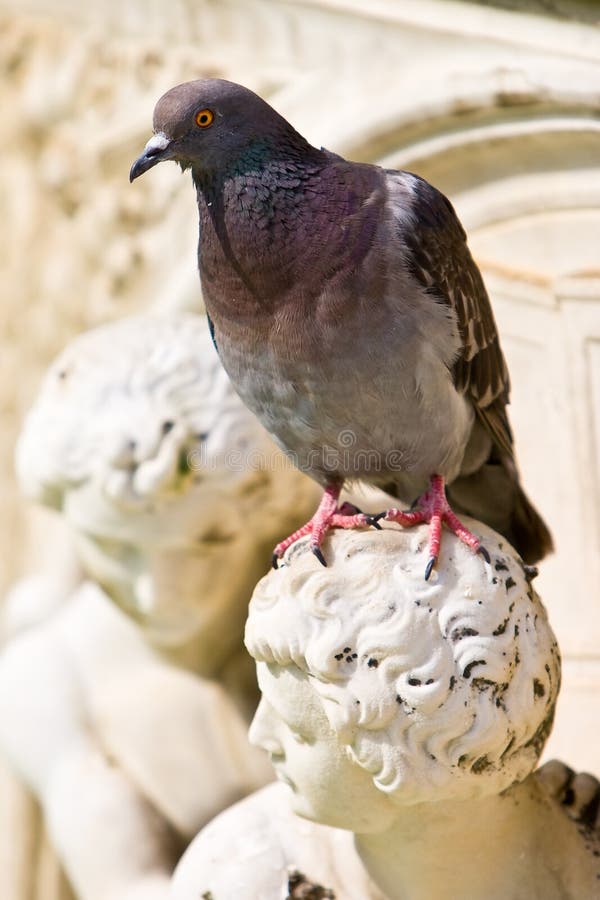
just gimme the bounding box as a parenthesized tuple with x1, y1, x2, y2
(272, 485, 375, 569)
(371, 474, 490, 580)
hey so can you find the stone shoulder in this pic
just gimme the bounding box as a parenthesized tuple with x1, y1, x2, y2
(171, 782, 373, 900)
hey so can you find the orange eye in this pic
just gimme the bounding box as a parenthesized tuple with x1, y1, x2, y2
(195, 108, 214, 128)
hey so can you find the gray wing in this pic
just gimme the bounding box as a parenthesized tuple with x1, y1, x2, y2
(396, 171, 513, 458)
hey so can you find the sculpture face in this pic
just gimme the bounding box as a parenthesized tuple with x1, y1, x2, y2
(16, 313, 316, 656)
(250, 661, 396, 832)
(65, 477, 249, 645)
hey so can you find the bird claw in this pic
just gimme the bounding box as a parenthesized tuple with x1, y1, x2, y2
(477, 545, 491, 564)
(365, 514, 383, 530)
(272, 553, 280, 570)
(424, 556, 437, 581)
(311, 546, 328, 567)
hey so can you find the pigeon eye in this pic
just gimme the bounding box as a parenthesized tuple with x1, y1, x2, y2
(195, 108, 214, 128)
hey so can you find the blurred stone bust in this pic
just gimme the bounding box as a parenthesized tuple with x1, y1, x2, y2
(0, 311, 319, 899)
(15, 311, 317, 698)
(173, 525, 600, 900)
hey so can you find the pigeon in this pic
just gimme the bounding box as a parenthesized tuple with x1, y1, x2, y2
(130, 78, 553, 577)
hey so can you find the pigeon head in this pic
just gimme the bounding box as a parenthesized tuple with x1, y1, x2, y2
(130, 78, 313, 183)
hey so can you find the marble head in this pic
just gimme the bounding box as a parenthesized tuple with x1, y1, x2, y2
(16, 313, 315, 652)
(246, 525, 560, 818)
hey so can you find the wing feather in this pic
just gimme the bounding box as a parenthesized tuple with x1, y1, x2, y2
(395, 172, 513, 458)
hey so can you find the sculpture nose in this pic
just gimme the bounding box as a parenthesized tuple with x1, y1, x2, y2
(248, 698, 283, 757)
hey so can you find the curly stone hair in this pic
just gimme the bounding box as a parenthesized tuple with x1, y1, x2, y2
(246, 526, 560, 805)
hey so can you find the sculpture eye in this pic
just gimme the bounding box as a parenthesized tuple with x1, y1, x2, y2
(195, 108, 214, 128)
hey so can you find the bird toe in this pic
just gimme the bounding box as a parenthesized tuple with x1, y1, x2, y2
(424, 556, 437, 581)
(311, 546, 328, 567)
(477, 545, 491, 565)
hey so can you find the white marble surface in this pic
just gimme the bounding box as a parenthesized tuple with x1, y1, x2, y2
(173, 526, 599, 900)
(0, 578, 267, 900)
(1, 311, 321, 899)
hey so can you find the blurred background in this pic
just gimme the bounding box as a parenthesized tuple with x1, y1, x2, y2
(1, 0, 599, 896)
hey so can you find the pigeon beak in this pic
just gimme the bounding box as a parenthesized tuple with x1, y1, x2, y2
(129, 132, 172, 182)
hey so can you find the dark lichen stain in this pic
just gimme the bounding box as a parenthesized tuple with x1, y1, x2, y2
(449, 675, 456, 690)
(524, 564, 539, 583)
(426, 678, 434, 685)
(287, 869, 336, 899)
(472, 755, 492, 774)
(492, 577, 498, 584)
(533, 679, 545, 699)
(334, 654, 343, 661)
(495, 560, 509, 572)
(162, 420, 174, 434)
(201, 892, 214, 900)
(493, 617, 509, 636)
(501, 735, 515, 759)
(463, 659, 486, 679)
(451, 626, 479, 643)
(367, 658, 379, 668)
(525, 707, 556, 758)
(408, 677, 422, 686)
(343, 647, 351, 654)
(514, 624, 519, 637)
(505, 576, 516, 591)
(472, 677, 507, 711)
(346, 656, 353, 663)
(458, 753, 468, 767)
